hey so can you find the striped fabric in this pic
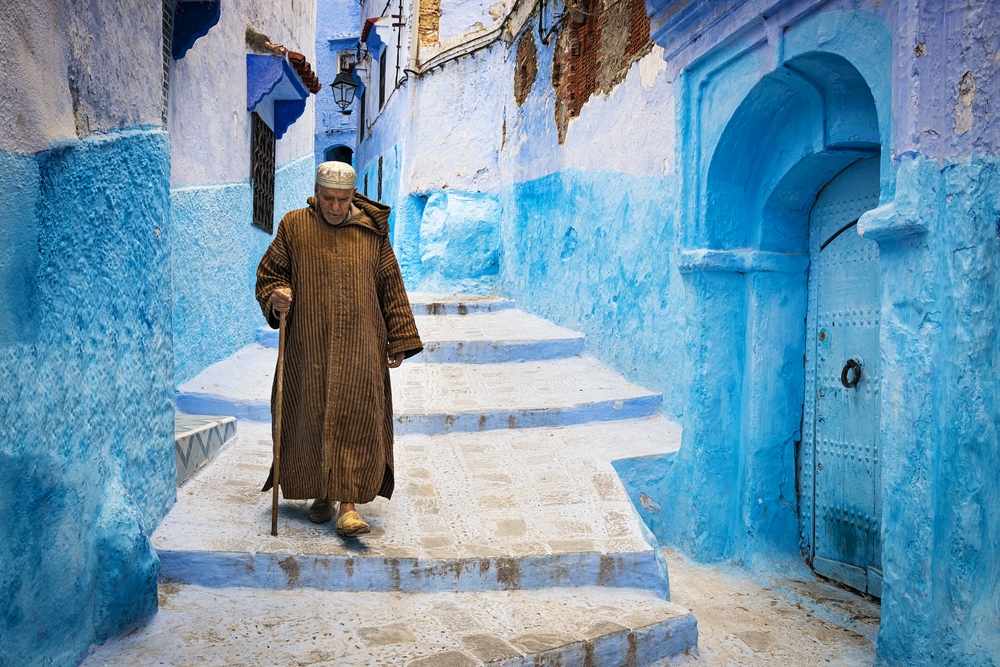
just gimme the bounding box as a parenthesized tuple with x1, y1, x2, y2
(255, 194, 423, 502)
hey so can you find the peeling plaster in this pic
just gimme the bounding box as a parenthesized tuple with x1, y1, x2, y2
(639, 45, 668, 88)
(954, 71, 975, 135)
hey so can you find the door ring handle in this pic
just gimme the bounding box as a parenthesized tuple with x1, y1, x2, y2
(841, 359, 862, 388)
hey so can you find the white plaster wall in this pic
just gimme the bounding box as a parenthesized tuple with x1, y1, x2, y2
(355, 2, 410, 146)
(357, 81, 411, 170)
(438, 0, 505, 42)
(370, 32, 673, 195)
(169, 0, 318, 186)
(501, 44, 676, 185)
(564, 47, 673, 177)
(0, 0, 162, 153)
(354, 0, 416, 175)
(404, 45, 507, 192)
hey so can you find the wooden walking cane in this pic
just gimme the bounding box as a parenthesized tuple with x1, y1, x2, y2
(271, 310, 288, 536)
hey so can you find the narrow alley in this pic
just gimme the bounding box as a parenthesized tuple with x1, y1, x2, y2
(2, 1, 998, 667)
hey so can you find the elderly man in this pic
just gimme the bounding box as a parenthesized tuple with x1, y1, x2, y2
(255, 161, 422, 536)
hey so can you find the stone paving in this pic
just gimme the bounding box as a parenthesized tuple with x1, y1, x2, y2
(155, 418, 679, 592)
(122, 296, 700, 665)
(80, 585, 694, 667)
(176, 345, 661, 429)
(88, 295, 884, 665)
(664, 550, 879, 666)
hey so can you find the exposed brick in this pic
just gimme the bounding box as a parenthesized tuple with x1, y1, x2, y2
(551, 0, 652, 143)
(514, 28, 538, 107)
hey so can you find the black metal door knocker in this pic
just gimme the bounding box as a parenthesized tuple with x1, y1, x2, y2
(841, 359, 862, 388)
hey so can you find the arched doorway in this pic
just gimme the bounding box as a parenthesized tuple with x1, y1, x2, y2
(324, 145, 354, 165)
(662, 10, 893, 576)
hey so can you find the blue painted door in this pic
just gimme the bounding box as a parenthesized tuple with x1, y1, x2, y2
(806, 155, 882, 597)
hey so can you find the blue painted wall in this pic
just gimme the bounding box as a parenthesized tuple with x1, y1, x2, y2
(171, 154, 315, 384)
(315, 31, 360, 167)
(359, 139, 502, 295)
(0, 128, 175, 666)
(863, 153, 1000, 667)
(632, 3, 1000, 666)
(499, 169, 687, 415)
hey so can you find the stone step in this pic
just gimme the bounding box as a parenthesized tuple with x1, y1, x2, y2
(154, 418, 681, 594)
(173, 414, 237, 485)
(79, 584, 697, 667)
(408, 292, 517, 316)
(256, 310, 587, 363)
(175, 346, 661, 431)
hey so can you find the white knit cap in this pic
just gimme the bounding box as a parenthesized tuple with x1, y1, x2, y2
(316, 161, 356, 190)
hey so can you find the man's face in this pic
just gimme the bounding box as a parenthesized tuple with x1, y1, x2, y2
(316, 185, 356, 224)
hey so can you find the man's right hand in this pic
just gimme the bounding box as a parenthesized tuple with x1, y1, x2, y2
(270, 288, 293, 313)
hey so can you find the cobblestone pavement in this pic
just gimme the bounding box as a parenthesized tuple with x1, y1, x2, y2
(80, 585, 693, 667)
(154, 417, 679, 563)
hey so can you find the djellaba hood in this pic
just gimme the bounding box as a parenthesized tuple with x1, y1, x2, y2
(307, 192, 391, 235)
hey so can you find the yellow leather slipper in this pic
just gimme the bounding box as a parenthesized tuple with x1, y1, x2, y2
(336, 510, 371, 536)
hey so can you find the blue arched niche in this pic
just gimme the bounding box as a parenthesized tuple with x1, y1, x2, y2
(661, 10, 892, 566)
(704, 51, 881, 252)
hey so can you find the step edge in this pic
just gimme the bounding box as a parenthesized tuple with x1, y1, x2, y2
(411, 338, 587, 364)
(174, 415, 236, 440)
(257, 328, 586, 350)
(174, 419, 239, 485)
(156, 548, 669, 596)
(485, 612, 698, 667)
(174, 393, 664, 430)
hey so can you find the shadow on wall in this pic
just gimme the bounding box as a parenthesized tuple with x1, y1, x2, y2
(170, 155, 315, 384)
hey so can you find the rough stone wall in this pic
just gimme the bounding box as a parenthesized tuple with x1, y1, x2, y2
(0, 132, 174, 667)
(420, 0, 442, 45)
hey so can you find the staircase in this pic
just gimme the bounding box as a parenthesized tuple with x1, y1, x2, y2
(84, 295, 696, 666)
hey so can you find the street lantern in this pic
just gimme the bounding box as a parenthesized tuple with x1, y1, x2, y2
(330, 71, 358, 114)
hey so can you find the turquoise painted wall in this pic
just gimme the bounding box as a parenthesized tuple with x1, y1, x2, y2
(499, 168, 687, 417)
(0, 128, 175, 666)
(359, 140, 501, 295)
(864, 153, 1000, 667)
(170, 154, 314, 383)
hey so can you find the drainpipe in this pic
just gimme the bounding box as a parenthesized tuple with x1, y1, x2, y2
(407, 0, 420, 73)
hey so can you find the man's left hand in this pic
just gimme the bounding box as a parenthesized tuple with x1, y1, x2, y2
(388, 353, 405, 368)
